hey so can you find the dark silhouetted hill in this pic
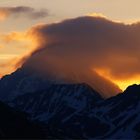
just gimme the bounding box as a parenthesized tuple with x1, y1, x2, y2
(0, 101, 45, 138)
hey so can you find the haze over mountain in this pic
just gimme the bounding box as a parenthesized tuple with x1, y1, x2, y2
(2, 15, 140, 92)
(8, 15, 139, 97)
(19, 15, 140, 97)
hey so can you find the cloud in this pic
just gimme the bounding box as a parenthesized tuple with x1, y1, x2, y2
(21, 16, 130, 97)
(5, 15, 140, 97)
(0, 6, 48, 21)
(0, 55, 20, 78)
(25, 16, 140, 79)
(87, 13, 107, 19)
(0, 32, 27, 43)
(0, 30, 38, 50)
(0, 31, 37, 79)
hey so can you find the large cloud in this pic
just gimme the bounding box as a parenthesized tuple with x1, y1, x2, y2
(0, 6, 48, 21)
(19, 16, 140, 97)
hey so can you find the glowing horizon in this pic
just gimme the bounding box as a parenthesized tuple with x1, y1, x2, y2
(1, 15, 140, 91)
(1, 0, 140, 93)
(94, 69, 140, 91)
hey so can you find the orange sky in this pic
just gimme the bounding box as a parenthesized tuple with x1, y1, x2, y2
(0, 0, 140, 91)
(0, 19, 140, 91)
(94, 68, 140, 91)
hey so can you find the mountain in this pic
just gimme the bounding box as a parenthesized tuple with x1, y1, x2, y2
(1, 67, 140, 139)
(0, 68, 50, 101)
(9, 83, 103, 122)
(8, 84, 140, 139)
(99, 84, 140, 139)
(0, 67, 121, 100)
(0, 101, 45, 138)
(51, 84, 140, 139)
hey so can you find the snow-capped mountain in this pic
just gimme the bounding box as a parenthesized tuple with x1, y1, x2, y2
(9, 83, 103, 121)
(0, 68, 51, 101)
(1, 67, 140, 139)
(8, 84, 140, 139)
(47, 84, 140, 139)
(0, 65, 121, 101)
(92, 84, 140, 139)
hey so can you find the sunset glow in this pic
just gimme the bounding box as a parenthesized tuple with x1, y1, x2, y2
(0, 31, 37, 77)
(114, 79, 140, 91)
(0, 54, 18, 60)
(0, 12, 7, 21)
(0, 0, 140, 92)
(1, 1, 140, 139)
(94, 68, 140, 91)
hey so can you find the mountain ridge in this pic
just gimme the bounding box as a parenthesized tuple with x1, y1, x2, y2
(0, 68, 140, 139)
(0, 67, 121, 100)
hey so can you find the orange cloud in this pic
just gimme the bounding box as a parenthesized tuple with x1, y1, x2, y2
(2, 15, 140, 96)
(0, 53, 30, 79)
(0, 12, 7, 21)
(0, 56, 19, 78)
(19, 16, 140, 94)
(0, 30, 38, 78)
(0, 32, 28, 43)
(0, 30, 38, 48)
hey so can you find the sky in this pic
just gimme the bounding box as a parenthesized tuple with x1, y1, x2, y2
(0, 0, 140, 91)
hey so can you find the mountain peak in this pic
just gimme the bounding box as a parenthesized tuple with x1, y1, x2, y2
(124, 84, 140, 94)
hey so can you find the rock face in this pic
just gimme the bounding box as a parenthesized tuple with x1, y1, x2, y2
(6, 84, 140, 139)
(9, 83, 103, 121)
(0, 67, 140, 139)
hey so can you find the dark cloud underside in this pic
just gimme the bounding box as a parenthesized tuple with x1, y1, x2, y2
(0, 6, 48, 20)
(18, 16, 140, 97)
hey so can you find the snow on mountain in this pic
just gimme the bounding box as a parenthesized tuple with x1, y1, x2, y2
(8, 84, 140, 139)
(0, 64, 121, 101)
(9, 83, 103, 122)
(88, 84, 140, 139)
(38, 84, 140, 139)
(0, 68, 51, 101)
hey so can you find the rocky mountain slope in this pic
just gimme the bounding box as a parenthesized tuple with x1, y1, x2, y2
(0, 68, 140, 139)
(9, 83, 103, 122)
(7, 84, 140, 139)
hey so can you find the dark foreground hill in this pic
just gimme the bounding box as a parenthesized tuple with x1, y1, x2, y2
(0, 101, 45, 138)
